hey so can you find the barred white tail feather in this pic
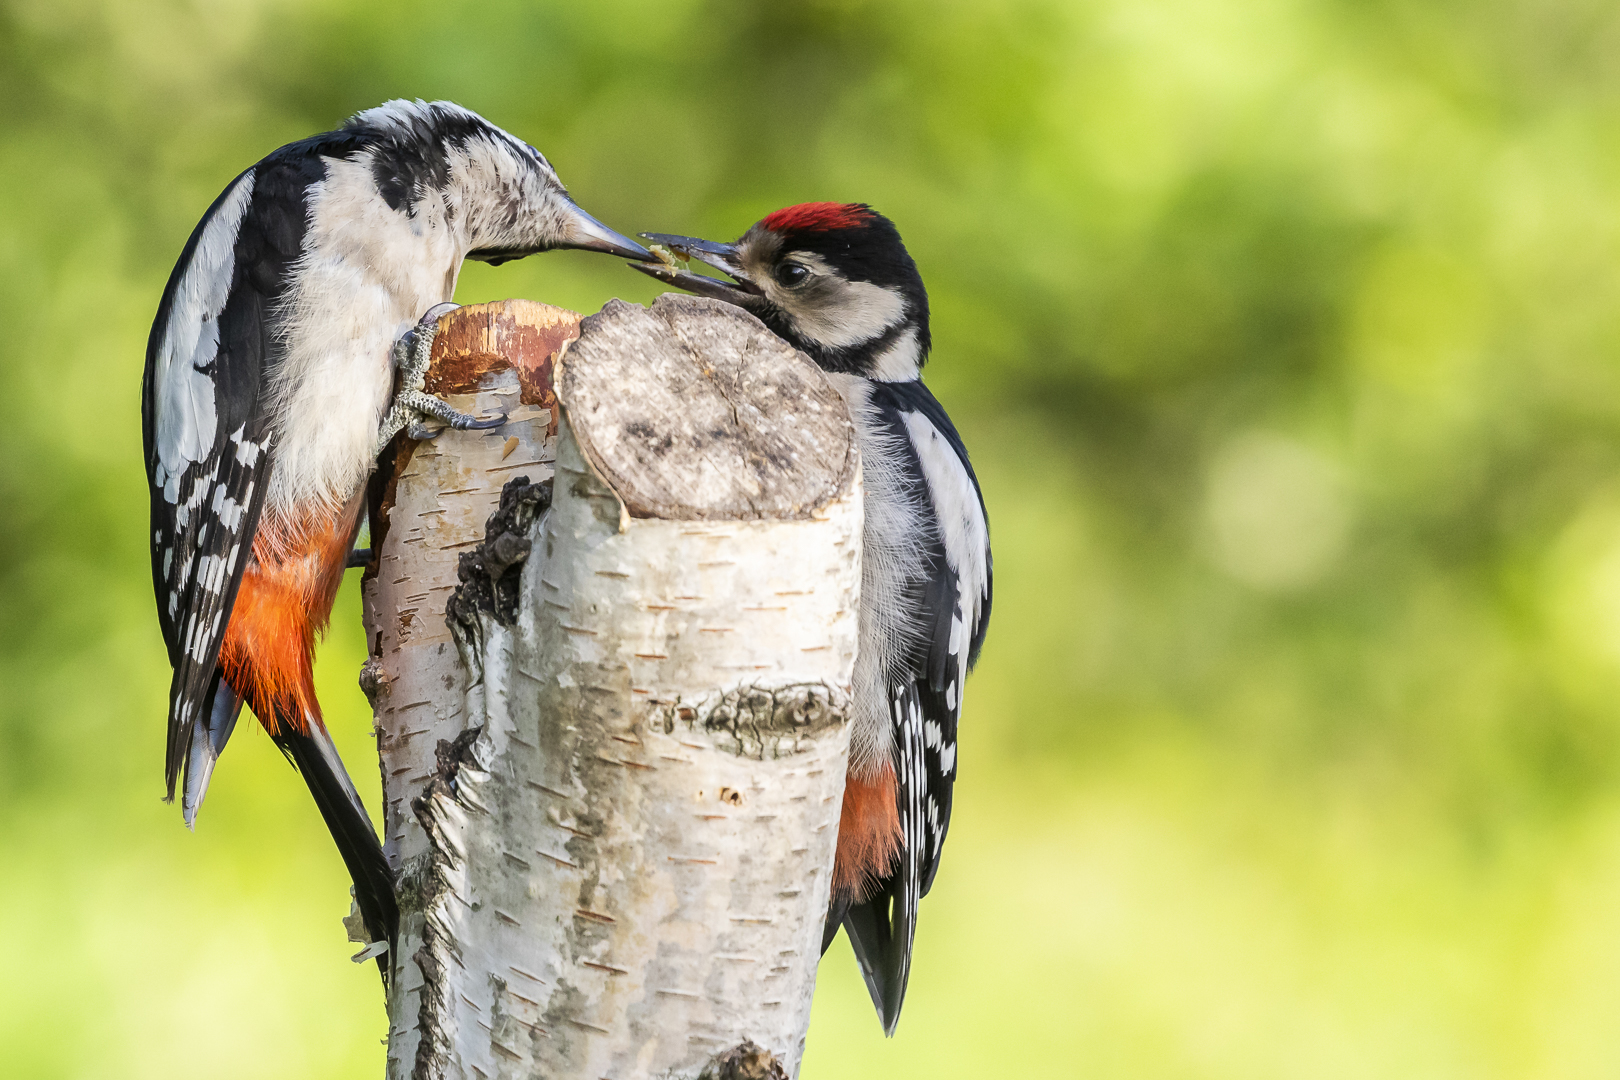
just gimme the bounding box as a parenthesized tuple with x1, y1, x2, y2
(181, 674, 243, 830)
(832, 682, 932, 1036)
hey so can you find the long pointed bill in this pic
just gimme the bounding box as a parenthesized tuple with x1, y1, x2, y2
(556, 199, 653, 260)
(630, 261, 764, 305)
(630, 232, 763, 307)
(639, 233, 748, 278)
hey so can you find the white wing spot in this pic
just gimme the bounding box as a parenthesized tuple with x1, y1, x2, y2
(901, 409, 989, 640)
(230, 425, 266, 467)
(211, 485, 245, 530)
(153, 172, 256, 501)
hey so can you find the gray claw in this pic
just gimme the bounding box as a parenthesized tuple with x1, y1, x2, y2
(376, 304, 511, 454)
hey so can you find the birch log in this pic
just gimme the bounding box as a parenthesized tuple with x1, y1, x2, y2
(361, 298, 580, 1072)
(363, 295, 863, 1080)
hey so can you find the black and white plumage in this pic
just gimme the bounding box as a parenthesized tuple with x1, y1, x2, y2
(633, 204, 992, 1033)
(143, 99, 650, 972)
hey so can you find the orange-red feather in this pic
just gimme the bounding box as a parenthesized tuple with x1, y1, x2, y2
(216, 496, 362, 735)
(833, 763, 902, 902)
(761, 202, 874, 234)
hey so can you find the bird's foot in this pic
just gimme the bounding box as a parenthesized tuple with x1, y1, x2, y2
(375, 303, 506, 453)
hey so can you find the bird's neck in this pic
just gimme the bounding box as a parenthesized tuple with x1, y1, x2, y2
(793, 319, 926, 381)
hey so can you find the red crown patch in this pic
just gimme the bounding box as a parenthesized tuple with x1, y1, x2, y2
(761, 202, 875, 233)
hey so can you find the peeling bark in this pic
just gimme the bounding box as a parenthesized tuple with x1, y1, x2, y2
(361, 299, 579, 1074)
(366, 296, 862, 1079)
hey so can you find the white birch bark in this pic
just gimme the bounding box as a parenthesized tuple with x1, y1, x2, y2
(361, 298, 580, 1075)
(365, 296, 862, 1080)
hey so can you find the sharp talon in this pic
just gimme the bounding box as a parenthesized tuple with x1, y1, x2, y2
(345, 547, 373, 569)
(418, 302, 460, 328)
(375, 304, 494, 454)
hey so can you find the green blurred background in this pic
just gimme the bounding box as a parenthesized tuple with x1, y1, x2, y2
(5, 0, 1620, 1075)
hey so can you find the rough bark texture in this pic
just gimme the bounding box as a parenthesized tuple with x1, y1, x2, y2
(561, 298, 857, 521)
(366, 296, 861, 1080)
(361, 299, 580, 1075)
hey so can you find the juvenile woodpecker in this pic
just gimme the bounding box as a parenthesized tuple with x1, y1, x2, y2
(143, 99, 649, 971)
(632, 204, 992, 1033)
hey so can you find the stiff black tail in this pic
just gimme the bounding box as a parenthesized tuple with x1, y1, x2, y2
(823, 700, 933, 1036)
(822, 822, 920, 1037)
(180, 673, 244, 829)
(273, 721, 398, 985)
(828, 883, 914, 1037)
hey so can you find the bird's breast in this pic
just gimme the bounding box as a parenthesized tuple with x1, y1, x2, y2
(261, 159, 466, 520)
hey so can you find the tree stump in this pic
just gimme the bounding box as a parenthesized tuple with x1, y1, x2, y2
(364, 295, 862, 1080)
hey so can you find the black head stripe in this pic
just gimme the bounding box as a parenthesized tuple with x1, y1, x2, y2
(345, 102, 508, 213)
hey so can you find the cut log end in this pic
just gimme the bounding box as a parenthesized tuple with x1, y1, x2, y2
(425, 297, 580, 405)
(560, 295, 858, 521)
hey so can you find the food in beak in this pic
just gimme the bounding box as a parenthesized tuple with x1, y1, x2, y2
(628, 231, 762, 304)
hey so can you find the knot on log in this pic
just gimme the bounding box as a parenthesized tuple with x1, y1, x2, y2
(446, 475, 555, 658)
(358, 657, 386, 707)
(698, 1040, 789, 1080)
(658, 682, 849, 759)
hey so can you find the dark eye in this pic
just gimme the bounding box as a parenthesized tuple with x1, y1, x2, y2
(774, 262, 810, 288)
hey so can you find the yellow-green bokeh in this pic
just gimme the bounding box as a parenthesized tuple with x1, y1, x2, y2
(5, 0, 1620, 1076)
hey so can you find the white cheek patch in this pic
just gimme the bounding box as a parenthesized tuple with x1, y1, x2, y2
(770, 252, 906, 349)
(153, 171, 255, 502)
(867, 327, 922, 382)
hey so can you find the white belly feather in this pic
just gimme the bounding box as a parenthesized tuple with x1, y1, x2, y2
(265, 156, 464, 520)
(827, 374, 933, 775)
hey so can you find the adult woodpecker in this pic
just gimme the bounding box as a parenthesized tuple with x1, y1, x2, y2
(631, 204, 992, 1033)
(143, 99, 650, 973)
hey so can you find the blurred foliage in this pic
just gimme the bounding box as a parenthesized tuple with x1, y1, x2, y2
(5, 0, 1620, 1075)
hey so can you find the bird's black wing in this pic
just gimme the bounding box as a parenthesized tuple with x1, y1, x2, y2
(882, 378, 992, 894)
(835, 378, 992, 1034)
(144, 135, 355, 801)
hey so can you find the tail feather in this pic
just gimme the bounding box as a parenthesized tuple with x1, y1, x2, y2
(825, 707, 929, 1036)
(822, 894, 851, 955)
(181, 674, 244, 829)
(840, 884, 914, 1037)
(272, 719, 398, 985)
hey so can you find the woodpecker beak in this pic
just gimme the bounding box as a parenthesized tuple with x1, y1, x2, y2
(629, 232, 764, 306)
(555, 199, 653, 260)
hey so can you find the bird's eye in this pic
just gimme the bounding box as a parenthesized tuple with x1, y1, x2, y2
(774, 262, 810, 288)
